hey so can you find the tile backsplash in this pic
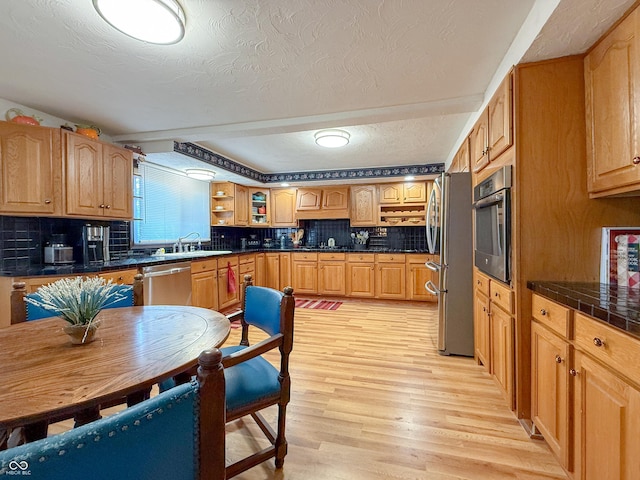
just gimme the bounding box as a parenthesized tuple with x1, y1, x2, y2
(0, 216, 427, 272)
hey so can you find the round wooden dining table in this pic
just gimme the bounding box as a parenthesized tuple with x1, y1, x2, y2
(0, 305, 230, 433)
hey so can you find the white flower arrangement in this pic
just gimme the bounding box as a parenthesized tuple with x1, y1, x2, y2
(25, 276, 130, 326)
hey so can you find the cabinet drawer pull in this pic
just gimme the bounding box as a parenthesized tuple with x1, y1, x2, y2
(633, 156, 640, 165)
(539, 308, 547, 316)
(555, 355, 563, 364)
(569, 369, 578, 377)
(593, 337, 605, 347)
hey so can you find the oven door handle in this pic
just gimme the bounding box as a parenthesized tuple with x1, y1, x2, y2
(473, 193, 503, 209)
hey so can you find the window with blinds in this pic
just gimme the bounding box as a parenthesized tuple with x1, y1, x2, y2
(132, 163, 211, 246)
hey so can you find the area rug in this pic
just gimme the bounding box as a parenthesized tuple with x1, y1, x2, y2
(295, 299, 342, 310)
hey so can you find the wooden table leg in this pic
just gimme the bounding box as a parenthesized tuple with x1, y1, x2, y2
(73, 406, 101, 428)
(126, 387, 152, 407)
(23, 421, 48, 442)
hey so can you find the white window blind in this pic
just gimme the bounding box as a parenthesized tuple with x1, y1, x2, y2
(133, 163, 211, 246)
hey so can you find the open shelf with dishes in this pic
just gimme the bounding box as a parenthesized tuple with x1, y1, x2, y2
(249, 189, 270, 226)
(210, 182, 235, 226)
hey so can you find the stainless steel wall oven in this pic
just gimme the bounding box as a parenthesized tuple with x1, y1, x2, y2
(473, 166, 511, 283)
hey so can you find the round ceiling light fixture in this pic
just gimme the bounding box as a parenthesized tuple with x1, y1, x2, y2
(314, 129, 350, 148)
(185, 168, 215, 181)
(93, 0, 186, 45)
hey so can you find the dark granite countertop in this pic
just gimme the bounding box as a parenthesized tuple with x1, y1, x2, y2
(1, 247, 431, 278)
(527, 281, 640, 339)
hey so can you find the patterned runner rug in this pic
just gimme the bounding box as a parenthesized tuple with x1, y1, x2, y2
(295, 299, 342, 310)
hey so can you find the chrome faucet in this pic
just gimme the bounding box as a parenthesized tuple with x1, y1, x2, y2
(177, 232, 201, 252)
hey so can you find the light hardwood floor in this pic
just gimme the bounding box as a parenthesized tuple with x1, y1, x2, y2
(50, 299, 567, 479)
(224, 300, 568, 480)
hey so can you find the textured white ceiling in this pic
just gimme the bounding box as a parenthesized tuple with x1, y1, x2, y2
(0, 0, 634, 184)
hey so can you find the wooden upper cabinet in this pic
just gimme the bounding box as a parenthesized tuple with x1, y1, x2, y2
(379, 182, 426, 204)
(378, 184, 403, 204)
(471, 110, 490, 172)
(321, 187, 348, 210)
(270, 188, 297, 227)
(0, 122, 61, 215)
(103, 143, 133, 219)
(350, 185, 377, 226)
(296, 188, 322, 210)
(472, 74, 513, 173)
(295, 186, 349, 219)
(449, 136, 470, 173)
(234, 184, 249, 226)
(403, 182, 426, 203)
(488, 74, 513, 160)
(65, 131, 132, 219)
(585, 7, 640, 197)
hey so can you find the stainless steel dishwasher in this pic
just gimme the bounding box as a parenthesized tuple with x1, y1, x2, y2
(142, 262, 193, 306)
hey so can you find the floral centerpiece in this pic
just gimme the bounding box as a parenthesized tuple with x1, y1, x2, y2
(25, 277, 130, 344)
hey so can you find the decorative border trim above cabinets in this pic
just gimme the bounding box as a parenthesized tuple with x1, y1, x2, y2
(175, 142, 444, 183)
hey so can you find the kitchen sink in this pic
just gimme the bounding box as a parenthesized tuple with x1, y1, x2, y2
(152, 250, 232, 259)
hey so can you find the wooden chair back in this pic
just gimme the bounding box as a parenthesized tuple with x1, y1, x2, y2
(0, 349, 226, 479)
(222, 275, 295, 477)
(10, 273, 144, 325)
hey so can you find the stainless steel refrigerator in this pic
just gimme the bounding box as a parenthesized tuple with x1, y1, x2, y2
(425, 172, 474, 356)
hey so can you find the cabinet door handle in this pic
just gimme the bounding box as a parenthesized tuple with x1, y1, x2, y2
(99, 204, 105, 208)
(539, 308, 547, 316)
(105, 205, 111, 209)
(555, 355, 563, 364)
(633, 156, 640, 165)
(44, 199, 51, 204)
(593, 337, 605, 347)
(569, 369, 578, 377)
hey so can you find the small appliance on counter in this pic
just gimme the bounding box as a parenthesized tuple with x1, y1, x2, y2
(83, 224, 110, 265)
(44, 234, 74, 265)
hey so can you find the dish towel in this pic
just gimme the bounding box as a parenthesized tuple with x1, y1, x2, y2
(227, 262, 236, 294)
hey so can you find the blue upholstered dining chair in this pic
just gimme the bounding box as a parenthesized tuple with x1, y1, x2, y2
(0, 350, 226, 480)
(221, 275, 295, 478)
(4, 275, 146, 448)
(10, 274, 144, 324)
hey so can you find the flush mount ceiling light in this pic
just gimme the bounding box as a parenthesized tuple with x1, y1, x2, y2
(314, 129, 350, 148)
(185, 168, 215, 181)
(93, 0, 186, 45)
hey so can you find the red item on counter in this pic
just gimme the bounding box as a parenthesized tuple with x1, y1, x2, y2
(227, 262, 236, 294)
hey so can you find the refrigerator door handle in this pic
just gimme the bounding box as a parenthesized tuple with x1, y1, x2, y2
(424, 280, 438, 295)
(425, 260, 440, 272)
(426, 187, 436, 254)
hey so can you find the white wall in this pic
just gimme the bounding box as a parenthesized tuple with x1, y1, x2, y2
(0, 97, 113, 142)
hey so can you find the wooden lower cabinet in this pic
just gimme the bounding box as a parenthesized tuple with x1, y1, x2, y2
(375, 254, 405, 300)
(265, 252, 291, 291)
(406, 254, 437, 301)
(473, 289, 491, 371)
(292, 252, 318, 295)
(217, 256, 239, 310)
(238, 254, 255, 305)
(346, 253, 375, 297)
(191, 259, 218, 311)
(490, 304, 514, 407)
(254, 253, 265, 286)
(264, 253, 280, 290)
(573, 350, 640, 480)
(318, 253, 345, 296)
(531, 321, 571, 470)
